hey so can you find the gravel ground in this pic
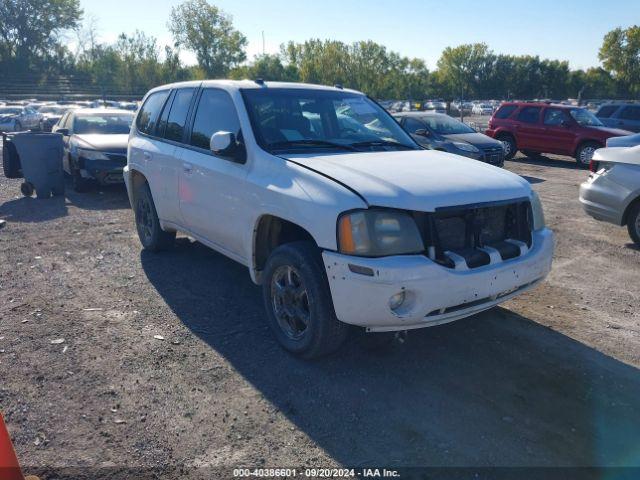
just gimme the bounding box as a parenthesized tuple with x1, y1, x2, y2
(0, 144, 639, 479)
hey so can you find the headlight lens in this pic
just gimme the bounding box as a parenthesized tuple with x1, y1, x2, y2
(453, 141, 480, 153)
(77, 148, 109, 161)
(530, 191, 545, 230)
(338, 209, 424, 256)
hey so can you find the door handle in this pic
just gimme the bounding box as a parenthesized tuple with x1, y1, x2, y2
(183, 162, 193, 173)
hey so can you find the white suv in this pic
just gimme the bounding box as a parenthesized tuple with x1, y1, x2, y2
(125, 80, 554, 358)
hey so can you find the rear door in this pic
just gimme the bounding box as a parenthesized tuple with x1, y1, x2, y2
(514, 106, 544, 150)
(178, 88, 248, 258)
(542, 107, 575, 154)
(616, 106, 640, 132)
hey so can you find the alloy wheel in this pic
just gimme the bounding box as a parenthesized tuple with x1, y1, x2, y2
(270, 265, 310, 340)
(579, 146, 596, 165)
(136, 197, 154, 244)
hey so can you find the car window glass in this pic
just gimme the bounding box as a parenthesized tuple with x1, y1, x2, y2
(137, 90, 170, 135)
(190, 88, 241, 151)
(543, 109, 566, 126)
(596, 105, 618, 118)
(403, 117, 425, 134)
(619, 106, 640, 121)
(156, 90, 175, 137)
(164, 88, 195, 142)
(495, 105, 517, 119)
(517, 107, 541, 124)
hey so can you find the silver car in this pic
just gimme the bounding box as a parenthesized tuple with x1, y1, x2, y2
(0, 105, 43, 132)
(579, 145, 640, 246)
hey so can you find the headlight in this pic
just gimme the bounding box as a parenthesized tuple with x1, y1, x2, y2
(77, 148, 110, 161)
(338, 209, 424, 256)
(530, 191, 545, 230)
(452, 141, 480, 153)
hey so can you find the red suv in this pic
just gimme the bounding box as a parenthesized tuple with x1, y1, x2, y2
(485, 102, 631, 166)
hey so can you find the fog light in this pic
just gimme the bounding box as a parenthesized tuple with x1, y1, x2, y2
(388, 291, 406, 311)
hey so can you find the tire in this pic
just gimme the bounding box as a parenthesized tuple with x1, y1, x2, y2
(522, 150, 542, 159)
(575, 141, 600, 167)
(627, 202, 640, 247)
(262, 241, 348, 358)
(497, 134, 517, 160)
(2, 141, 22, 178)
(71, 161, 91, 193)
(20, 182, 34, 197)
(134, 182, 175, 251)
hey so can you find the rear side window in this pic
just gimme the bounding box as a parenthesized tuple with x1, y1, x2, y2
(494, 105, 517, 119)
(137, 90, 170, 135)
(516, 107, 541, 124)
(596, 105, 618, 118)
(164, 88, 195, 142)
(619, 106, 640, 121)
(190, 89, 241, 151)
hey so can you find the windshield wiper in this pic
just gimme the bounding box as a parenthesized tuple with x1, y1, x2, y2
(267, 139, 357, 151)
(350, 140, 415, 150)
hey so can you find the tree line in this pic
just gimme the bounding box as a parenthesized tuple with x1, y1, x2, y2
(0, 0, 638, 100)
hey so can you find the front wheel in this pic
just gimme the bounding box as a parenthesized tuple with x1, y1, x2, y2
(627, 202, 640, 247)
(575, 142, 600, 167)
(262, 242, 348, 358)
(497, 134, 517, 160)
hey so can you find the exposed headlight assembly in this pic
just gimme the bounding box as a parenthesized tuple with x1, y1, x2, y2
(338, 209, 424, 256)
(77, 148, 110, 161)
(530, 190, 545, 230)
(452, 141, 480, 153)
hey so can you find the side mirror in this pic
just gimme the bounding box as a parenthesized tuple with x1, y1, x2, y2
(56, 128, 69, 136)
(210, 130, 245, 162)
(414, 129, 430, 137)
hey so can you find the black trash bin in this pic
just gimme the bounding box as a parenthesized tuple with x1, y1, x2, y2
(8, 132, 65, 199)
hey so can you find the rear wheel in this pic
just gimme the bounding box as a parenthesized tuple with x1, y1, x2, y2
(134, 182, 175, 251)
(497, 134, 517, 160)
(262, 242, 348, 358)
(627, 202, 640, 247)
(575, 141, 600, 167)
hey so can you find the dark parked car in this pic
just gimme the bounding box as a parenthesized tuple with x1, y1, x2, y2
(52, 108, 134, 191)
(595, 103, 640, 133)
(486, 102, 632, 166)
(37, 105, 79, 132)
(394, 112, 504, 166)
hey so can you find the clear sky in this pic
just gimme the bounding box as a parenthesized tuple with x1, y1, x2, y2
(77, 0, 640, 70)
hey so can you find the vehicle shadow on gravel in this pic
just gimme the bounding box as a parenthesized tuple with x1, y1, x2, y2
(509, 155, 581, 170)
(0, 194, 68, 222)
(142, 239, 640, 467)
(64, 183, 130, 211)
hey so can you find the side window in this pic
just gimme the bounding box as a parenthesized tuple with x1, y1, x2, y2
(596, 105, 618, 118)
(543, 109, 567, 126)
(495, 105, 517, 119)
(517, 107, 541, 124)
(137, 90, 170, 135)
(156, 90, 176, 137)
(403, 117, 425, 134)
(164, 88, 195, 142)
(619, 106, 640, 121)
(190, 89, 241, 151)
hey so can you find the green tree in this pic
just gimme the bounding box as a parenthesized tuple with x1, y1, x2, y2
(230, 54, 299, 82)
(169, 0, 247, 77)
(436, 43, 493, 99)
(599, 25, 640, 95)
(0, 0, 83, 70)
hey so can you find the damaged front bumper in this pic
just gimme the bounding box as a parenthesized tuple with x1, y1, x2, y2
(323, 228, 554, 332)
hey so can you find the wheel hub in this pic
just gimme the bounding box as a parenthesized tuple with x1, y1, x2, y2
(271, 265, 310, 340)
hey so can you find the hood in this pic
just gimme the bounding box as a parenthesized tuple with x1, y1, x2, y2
(590, 126, 633, 137)
(442, 132, 503, 148)
(73, 134, 128, 153)
(592, 145, 640, 166)
(284, 149, 531, 211)
(607, 133, 640, 148)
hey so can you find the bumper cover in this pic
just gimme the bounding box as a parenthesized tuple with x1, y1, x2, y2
(323, 228, 554, 332)
(579, 179, 625, 226)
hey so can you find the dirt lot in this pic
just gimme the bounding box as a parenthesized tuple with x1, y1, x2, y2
(1, 144, 639, 478)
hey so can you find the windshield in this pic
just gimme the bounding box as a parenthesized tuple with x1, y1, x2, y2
(241, 88, 418, 153)
(570, 108, 603, 127)
(73, 113, 134, 134)
(0, 108, 21, 115)
(421, 115, 475, 135)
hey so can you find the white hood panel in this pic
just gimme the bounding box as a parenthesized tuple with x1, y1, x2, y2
(285, 150, 531, 211)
